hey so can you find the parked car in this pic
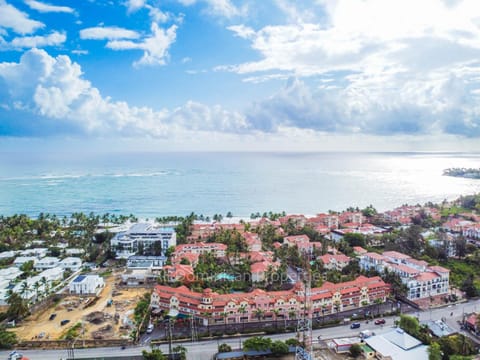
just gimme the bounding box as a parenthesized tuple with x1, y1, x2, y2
(350, 322, 361, 329)
(374, 319, 386, 325)
(49, 313, 57, 321)
(146, 324, 154, 334)
(60, 319, 70, 326)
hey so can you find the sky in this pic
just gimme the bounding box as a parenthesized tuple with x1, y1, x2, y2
(1, 0, 480, 152)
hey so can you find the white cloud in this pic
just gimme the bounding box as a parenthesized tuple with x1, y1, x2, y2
(227, 0, 480, 76)
(25, 0, 74, 13)
(125, 0, 145, 13)
(0, 48, 248, 137)
(178, 0, 246, 18)
(80, 26, 140, 40)
(146, 5, 169, 23)
(227, 24, 255, 39)
(0, 0, 44, 34)
(71, 49, 88, 55)
(106, 23, 177, 66)
(4, 31, 66, 49)
(221, 0, 480, 137)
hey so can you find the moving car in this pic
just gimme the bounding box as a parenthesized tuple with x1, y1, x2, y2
(350, 322, 361, 329)
(374, 319, 386, 325)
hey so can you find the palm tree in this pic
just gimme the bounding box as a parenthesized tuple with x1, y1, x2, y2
(374, 298, 383, 316)
(173, 345, 187, 360)
(254, 309, 264, 322)
(19, 281, 29, 300)
(221, 312, 228, 332)
(333, 301, 341, 319)
(239, 305, 247, 331)
(6, 292, 28, 320)
(40, 276, 48, 297)
(33, 281, 40, 302)
(272, 309, 280, 329)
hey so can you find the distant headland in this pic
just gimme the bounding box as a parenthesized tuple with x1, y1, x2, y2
(443, 168, 480, 179)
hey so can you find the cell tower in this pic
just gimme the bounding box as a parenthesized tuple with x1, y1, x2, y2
(296, 251, 312, 360)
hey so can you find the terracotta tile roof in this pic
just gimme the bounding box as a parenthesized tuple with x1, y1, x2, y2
(429, 265, 450, 273)
(383, 251, 411, 260)
(364, 252, 385, 260)
(388, 263, 420, 275)
(414, 272, 440, 282)
(284, 234, 310, 243)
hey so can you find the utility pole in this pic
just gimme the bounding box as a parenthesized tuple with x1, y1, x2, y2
(190, 314, 198, 342)
(296, 250, 312, 360)
(168, 317, 174, 357)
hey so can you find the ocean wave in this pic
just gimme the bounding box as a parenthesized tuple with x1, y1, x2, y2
(0, 171, 178, 181)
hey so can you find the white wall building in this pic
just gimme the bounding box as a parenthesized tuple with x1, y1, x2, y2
(59, 257, 83, 271)
(20, 248, 48, 258)
(69, 274, 105, 295)
(111, 223, 176, 259)
(359, 250, 450, 301)
(34, 257, 60, 271)
(13, 256, 38, 268)
(65, 248, 85, 256)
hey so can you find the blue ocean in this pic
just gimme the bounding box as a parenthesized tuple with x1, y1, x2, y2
(0, 152, 479, 217)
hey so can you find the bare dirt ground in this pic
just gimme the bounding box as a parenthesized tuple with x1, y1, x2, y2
(13, 275, 149, 341)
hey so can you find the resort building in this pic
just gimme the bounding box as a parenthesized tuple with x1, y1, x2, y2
(283, 235, 320, 253)
(69, 274, 105, 295)
(127, 255, 167, 270)
(13, 256, 38, 268)
(151, 275, 390, 325)
(243, 232, 262, 252)
(359, 250, 450, 301)
(318, 253, 351, 271)
(58, 257, 83, 271)
(34, 257, 60, 271)
(110, 223, 176, 259)
(173, 242, 227, 258)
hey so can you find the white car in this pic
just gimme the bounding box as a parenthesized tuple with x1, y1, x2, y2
(146, 324, 154, 334)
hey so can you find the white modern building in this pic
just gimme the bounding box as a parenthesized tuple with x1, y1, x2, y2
(127, 256, 167, 270)
(13, 256, 38, 268)
(0, 267, 23, 281)
(19, 248, 48, 258)
(34, 257, 60, 271)
(65, 248, 85, 256)
(359, 250, 450, 301)
(111, 223, 176, 259)
(69, 274, 105, 295)
(59, 257, 83, 271)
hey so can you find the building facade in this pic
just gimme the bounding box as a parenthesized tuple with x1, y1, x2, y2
(151, 275, 390, 325)
(111, 223, 176, 259)
(69, 274, 105, 295)
(359, 250, 450, 301)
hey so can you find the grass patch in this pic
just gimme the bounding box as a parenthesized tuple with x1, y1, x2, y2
(61, 322, 82, 340)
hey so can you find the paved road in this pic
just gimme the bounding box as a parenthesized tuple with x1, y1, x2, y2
(3, 299, 480, 360)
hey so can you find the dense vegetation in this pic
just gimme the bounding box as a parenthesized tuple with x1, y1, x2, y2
(398, 314, 477, 360)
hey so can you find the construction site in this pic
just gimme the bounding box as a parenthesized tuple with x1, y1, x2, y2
(12, 274, 149, 342)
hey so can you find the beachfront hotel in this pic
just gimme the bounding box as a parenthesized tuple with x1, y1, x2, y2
(151, 275, 390, 325)
(110, 223, 177, 259)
